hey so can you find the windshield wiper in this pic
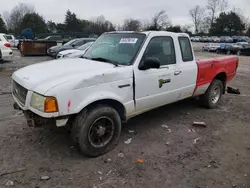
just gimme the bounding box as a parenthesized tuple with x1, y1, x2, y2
(90, 57, 119, 67)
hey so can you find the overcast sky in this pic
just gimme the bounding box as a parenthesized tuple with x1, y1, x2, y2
(1, 0, 250, 26)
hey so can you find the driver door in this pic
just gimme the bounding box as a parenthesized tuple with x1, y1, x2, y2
(134, 36, 180, 114)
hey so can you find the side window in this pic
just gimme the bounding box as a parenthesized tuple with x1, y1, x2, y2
(5, 35, 12, 40)
(178, 37, 193, 62)
(143, 37, 176, 66)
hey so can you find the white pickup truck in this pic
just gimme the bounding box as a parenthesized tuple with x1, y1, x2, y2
(12, 31, 238, 157)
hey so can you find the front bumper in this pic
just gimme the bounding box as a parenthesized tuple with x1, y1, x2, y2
(47, 49, 57, 57)
(11, 79, 70, 127)
(14, 102, 69, 127)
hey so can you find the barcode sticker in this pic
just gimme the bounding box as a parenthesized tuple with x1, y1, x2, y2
(119, 38, 138, 44)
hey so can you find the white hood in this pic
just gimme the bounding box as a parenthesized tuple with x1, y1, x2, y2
(12, 58, 115, 94)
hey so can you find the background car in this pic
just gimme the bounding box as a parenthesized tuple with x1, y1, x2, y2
(193, 36, 201, 42)
(56, 41, 94, 59)
(47, 39, 78, 57)
(5, 34, 19, 47)
(220, 36, 233, 43)
(241, 36, 250, 43)
(236, 43, 250, 56)
(201, 36, 209, 42)
(47, 38, 96, 58)
(202, 43, 220, 52)
(231, 36, 250, 43)
(0, 33, 13, 61)
(211, 36, 220, 42)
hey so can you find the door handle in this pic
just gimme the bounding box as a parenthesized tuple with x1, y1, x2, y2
(174, 70, 182, 75)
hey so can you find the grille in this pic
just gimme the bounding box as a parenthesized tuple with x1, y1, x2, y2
(12, 81, 28, 106)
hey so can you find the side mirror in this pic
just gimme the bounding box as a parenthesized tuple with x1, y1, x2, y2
(139, 57, 160, 70)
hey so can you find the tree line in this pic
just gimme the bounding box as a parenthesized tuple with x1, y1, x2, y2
(189, 0, 250, 36)
(0, 2, 250, 37)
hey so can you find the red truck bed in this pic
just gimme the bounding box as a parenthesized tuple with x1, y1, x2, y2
(194, 56, 238, 95)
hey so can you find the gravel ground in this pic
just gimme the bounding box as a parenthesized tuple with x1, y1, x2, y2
(0, 48, 249, 188)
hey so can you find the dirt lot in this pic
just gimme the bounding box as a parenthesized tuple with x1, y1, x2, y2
(0, 48, 249, 188)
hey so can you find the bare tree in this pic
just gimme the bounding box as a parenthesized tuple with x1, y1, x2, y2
(189, 6, 205, 34)
(200, 17, 211, 33)
(207, 0, 228, 28)
(122, 19, 141, 31)
(6, 3, 35, 33)
(91, 15, 115, 33)
(3, 11, 11, 30)
(219, 0, 228, 12)
(151, 10, 171, 30)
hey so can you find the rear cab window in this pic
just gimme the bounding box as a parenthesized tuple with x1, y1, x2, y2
(178, 37, 193, 62)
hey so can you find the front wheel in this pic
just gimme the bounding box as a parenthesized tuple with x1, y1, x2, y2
(72, 105, 121, 157)
(202, 79, 223, 109)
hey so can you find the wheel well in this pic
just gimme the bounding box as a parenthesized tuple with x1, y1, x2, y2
(214, 72, 227, 93)
(85, 99, 126, 121)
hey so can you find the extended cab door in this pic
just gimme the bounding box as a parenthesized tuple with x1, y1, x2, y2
(176, 36, 198, 100)
(134, 36, 181, 113)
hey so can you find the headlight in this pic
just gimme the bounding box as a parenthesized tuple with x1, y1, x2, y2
(30, 93, 58, 113)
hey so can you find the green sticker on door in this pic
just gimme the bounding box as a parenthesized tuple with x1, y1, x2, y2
(158, 79, 171, 88)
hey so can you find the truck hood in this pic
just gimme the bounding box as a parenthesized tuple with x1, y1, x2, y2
(12, 58, 116, 94)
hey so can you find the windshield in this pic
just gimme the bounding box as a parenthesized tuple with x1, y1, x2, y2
(64, 39, 77, 46)
(77, 42, 93, 50)
(83, 33, 146, 65)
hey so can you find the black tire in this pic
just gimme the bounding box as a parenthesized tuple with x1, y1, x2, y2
(72, 105, 121, 157)
(202, 79, 223, 109)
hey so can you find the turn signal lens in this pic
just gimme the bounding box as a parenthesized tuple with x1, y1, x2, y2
(44, 97, 58, 113)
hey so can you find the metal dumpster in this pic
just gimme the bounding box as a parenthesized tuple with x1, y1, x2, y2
(20, 40, 57, 56)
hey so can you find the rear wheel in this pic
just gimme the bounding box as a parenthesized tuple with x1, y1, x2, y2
(72, 105, 121, 157)
(202, 79, 223, 109)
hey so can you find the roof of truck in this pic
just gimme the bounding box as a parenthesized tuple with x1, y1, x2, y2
(106, 31, 190, 37)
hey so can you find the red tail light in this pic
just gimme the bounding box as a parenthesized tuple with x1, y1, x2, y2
(4, 43, 11, 48)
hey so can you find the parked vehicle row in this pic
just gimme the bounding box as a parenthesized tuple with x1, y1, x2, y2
(192, 36, 250, 43)
(202, 42, 250, 56)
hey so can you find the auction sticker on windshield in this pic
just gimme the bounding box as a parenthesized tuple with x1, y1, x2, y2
(120, 38, 138, 44)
